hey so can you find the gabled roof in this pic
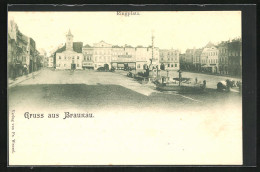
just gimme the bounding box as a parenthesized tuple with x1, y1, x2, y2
(83, 44, 92, 48)
(205, 41, 215, 48)
(55, 45, 66, 53)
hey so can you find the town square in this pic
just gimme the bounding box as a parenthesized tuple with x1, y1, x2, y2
(7, 11, 243, 165)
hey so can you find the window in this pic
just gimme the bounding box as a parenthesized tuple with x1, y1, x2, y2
(64, 64, 66, 67)
(137, 64, 140, 68)
(168, 64, 170, 67)
(72, 56, 74, 59)
(77, 56, 79, 59)
(65, 56, 66, 59)
(77, 64, 79, 67)
(175, 64, 177, 67)
(59, 56, 61, 59)
(171, 64, 173, 67)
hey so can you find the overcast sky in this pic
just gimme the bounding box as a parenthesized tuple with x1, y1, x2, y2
(8, 11, 241, 55)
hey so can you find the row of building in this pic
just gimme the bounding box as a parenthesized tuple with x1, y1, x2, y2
(180, 39, 242, 76)
(48, 29, 241, 77)
(8, 20, 47, 79)
(48, 30, 180, 71)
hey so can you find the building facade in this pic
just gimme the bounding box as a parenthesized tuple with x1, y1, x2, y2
(8, 19, 40, 79)
(227, 39, 242, 76)
(183, 48, 195, 70)
(193, 49, 203, 71)
(217, 41, 229, 74)
(200, 42, 219, 73)
(92, 41, 112, 70)
(56, 30, 84, 70)
(159, 49, 180, 70)
(48, 56, 54, 67)
(54, 30, 162, 71)
(82, 44, 94, 69)
(111, 45, 136, 70)
(81, 43, 159, 71)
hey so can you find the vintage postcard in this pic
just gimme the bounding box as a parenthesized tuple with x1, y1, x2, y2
(8, 10, 242, 165)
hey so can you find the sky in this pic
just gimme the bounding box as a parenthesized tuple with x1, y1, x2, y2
(8, 11, 241, 55)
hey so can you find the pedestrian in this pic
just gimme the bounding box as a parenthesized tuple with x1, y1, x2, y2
(195, 77, 198, 84)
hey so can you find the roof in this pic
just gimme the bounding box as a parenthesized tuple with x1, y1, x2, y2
(67, 29, 73, 36)
(112, 45, 123, 48)
(205, 41, 215, 48)
(83, 44, 92, 48)
(55, 45, 66, 53)
(73, 42, 83, 53)
(55, 42, 83, 54)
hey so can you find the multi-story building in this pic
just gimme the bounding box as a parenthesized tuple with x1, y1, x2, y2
(38, 48, 48, 67)
(8, 33, 17, 79)
(193, 49, 203, 71)
(82, 44, 94, 69)
(92, 41, 112, 70)
(15, 29, 29, 73)
(54, 30, 160, 71)
(159, 49, 179, 70)
(179, 53, 185, 70)
(55, 30, 84, 70)
(111, 45, 136, 70)
(135, 46, 159, 70)
(81, 43, 159, 71)
(8, 19, 39, 77)
(48, 56, 54, 68)
(217, 41, 229, 75)
(183, 48, 195, 70)
(200, 42, 219, 73)
(27, 37, 37, 73)
(227, 38, 242, 76)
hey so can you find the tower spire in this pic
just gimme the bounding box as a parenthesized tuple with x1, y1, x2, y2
(67, 29, 72, 36)
(66, 29, 73, 51)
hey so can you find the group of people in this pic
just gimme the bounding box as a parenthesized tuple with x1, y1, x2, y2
(217, 79, 242, 92)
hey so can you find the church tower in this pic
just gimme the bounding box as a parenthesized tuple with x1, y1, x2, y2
(66, 29, 73, 51)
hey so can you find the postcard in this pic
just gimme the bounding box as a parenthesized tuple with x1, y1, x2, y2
(8, 10, 243, 165)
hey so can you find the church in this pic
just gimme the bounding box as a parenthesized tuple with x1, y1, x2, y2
(55, 30, 83, 70)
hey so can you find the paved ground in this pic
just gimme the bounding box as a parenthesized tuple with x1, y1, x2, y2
(8, 68, 242, 112)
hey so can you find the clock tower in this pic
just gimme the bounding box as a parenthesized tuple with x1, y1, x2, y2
(66, 29, 73, 51)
